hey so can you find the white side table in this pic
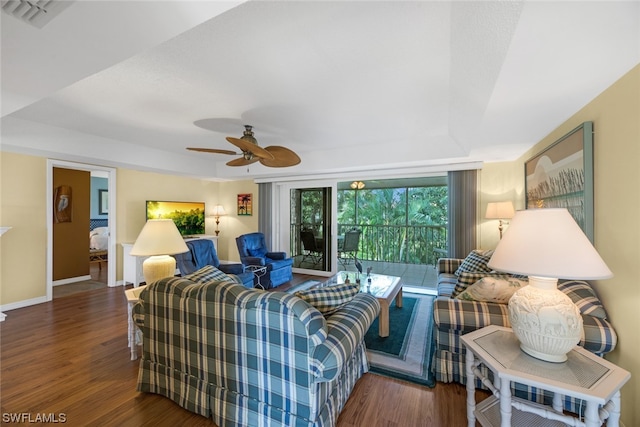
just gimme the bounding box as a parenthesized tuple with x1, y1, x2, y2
(461, 325, 630, 427)
(245, 265, 268, 289)
(124, 285, 147, 360)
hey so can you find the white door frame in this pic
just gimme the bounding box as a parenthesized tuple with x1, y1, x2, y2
(274, 179, 338, 277)
(46, 160, 117, 301)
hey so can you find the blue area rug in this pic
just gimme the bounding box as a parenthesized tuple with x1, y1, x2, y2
(364, 294, 436, 387)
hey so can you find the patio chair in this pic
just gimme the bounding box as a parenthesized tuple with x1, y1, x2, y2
(300, 229, 323, 266)
(338, 228, 361, 268)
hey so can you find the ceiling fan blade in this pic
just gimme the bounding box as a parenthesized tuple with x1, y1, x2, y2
(226, 157, 260, 167)
(187, 147, 237, 155)
(226, 137, 275, 160)
(259, 146, 301, 168)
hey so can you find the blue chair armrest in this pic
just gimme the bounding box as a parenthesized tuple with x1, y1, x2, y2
(266, 252, 287, 260)
(218, 263, 245, 275)
(245, 256, 266, 266)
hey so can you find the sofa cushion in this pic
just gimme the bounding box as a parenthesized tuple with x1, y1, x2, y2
(452, 271, 512, 297)
(295, 282, 360, 316)
(559, 280, 608, 319)
(456, 276, 528, 304)
(454, 249, 494, 276)
(184, 265, 239, 285)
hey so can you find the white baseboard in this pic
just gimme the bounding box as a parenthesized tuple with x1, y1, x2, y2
(52, 275, 92, 286)
(0, 295, 49, 314)
(0, 312, 6, 322)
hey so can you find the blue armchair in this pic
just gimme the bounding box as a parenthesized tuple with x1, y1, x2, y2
(235, 232, 293, 289)
(174, 239, 254, 288)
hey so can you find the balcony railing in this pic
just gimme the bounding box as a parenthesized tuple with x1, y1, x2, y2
(292, 223, 447, 266)
(337, 223, 447, 266)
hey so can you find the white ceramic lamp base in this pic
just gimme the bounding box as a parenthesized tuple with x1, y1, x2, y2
(508, 276, 582, 363)
(142, 255, 176, 285)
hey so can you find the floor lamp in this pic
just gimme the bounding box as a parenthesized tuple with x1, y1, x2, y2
(485, 201, 515, 238)
(130, 219, 189, 285)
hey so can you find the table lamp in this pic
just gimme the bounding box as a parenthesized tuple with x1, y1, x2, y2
(211, 205, 227, 236)
(130, 219, 189, 285)
(487, 208, 612, 362)
(485, 201, 515, 238)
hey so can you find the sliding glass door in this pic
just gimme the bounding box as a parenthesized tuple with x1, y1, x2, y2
(290, 187, 333, 273)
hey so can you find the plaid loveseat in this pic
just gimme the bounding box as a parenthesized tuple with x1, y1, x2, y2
(432, 257, 618, 413)
(133, 274, 380, 427)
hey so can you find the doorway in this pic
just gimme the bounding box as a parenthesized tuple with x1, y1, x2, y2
(290, 187, 332, 273)
(46, 160, 117, 301)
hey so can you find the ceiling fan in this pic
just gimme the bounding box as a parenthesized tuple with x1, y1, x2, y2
(187, 125, 301, 168)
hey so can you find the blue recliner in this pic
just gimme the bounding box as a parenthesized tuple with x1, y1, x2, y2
(235, 232, 293, 289)
(174, 239, 254, 288)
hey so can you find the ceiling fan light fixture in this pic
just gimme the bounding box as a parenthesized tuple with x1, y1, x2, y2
(240, 125, 258, 145)
(351, 181, 365, 190)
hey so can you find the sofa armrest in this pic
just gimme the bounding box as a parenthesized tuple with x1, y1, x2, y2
(266, 251, 287, 260)
(437, 258, 463, 275)
(581, 315, 617, 355)
(218, 263, 245, 275)
(433, 296, 510, 333)
(310, 293, 380, 382)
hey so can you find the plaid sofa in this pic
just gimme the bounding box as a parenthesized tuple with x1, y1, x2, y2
(133, 275, 380, 427)
(432, 257, 618, 413)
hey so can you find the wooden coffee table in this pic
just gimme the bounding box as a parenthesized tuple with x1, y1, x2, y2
(329, 273, 403, 337)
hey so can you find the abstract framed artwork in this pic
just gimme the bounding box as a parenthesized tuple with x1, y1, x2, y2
(525, 121, 594, 242)
(237, 193, 253, 216)
(99, 189, 109, 215)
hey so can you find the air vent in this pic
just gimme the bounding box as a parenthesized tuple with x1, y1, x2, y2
(1, 0, 74, 29)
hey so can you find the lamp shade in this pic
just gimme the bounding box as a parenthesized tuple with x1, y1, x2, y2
(130, 219, 188, 256)
(485, 201, 515, 219)
(487, 208, 612, 280)
(212, 205, 227, 217)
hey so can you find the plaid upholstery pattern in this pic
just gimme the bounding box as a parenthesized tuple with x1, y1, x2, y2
(559, 280, 608, 319)
(134, 275, 380, 426)
(454, 249, 494, 275)
(295, 283, 360, 316)
(432, 258, 618, 415)
(184, 265, 240, 285)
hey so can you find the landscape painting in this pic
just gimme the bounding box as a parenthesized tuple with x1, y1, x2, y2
(525, 122, 594, 242)
(146, 200, 205, 236)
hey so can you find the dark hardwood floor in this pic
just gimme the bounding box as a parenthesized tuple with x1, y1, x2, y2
(0, 272, 487, 426)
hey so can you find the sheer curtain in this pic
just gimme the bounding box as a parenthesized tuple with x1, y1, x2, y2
(447, 169, 478, 259)
(258, 182, 273, 248)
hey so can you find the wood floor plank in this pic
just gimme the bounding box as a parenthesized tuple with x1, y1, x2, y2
(1, 275, 486, 426)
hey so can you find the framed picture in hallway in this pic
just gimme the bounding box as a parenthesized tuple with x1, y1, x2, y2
(524, 121, 594, 242)
(99, 189, 109, 215)
(237, 193, 252, 216)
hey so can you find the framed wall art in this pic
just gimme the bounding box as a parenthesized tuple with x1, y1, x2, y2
(237, 193, 253, 216)
(525, 121, 594, 242)
(99, 189, 109, 215)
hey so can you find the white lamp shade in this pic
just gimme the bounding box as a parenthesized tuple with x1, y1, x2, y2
(485, 201, 515, 219)
(488, 208, 612, 280)
(212, 205, 227, 217)
(130, 219, 188, 256)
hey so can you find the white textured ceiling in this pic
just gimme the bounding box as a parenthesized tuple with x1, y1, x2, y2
(2, 1, 639, 181)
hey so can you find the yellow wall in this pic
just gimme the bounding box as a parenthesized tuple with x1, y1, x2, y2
(216, 181, 259, 262)
(480, 64, 640, 426)
(0, 162, 259, 307)
(0, 152, 48, 305)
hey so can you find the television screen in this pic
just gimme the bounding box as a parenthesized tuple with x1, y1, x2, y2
(146, 201, 205, 236)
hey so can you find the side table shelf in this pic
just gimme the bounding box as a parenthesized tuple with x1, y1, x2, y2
(461, 325, 630, 427)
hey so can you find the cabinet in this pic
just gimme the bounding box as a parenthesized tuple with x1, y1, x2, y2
(122, 235, 218, 287)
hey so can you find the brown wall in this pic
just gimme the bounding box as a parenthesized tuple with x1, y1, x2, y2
(53, 168, 90, 281)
